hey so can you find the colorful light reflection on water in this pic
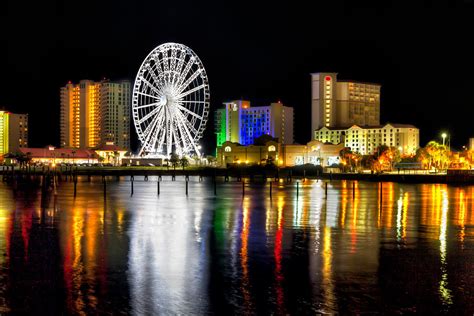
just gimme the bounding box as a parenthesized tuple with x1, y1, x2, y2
(0, 178, 474, 314)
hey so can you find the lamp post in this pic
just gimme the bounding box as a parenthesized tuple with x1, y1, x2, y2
(441, 133, 447, 146)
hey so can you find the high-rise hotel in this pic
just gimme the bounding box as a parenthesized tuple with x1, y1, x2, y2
(215, 100, 294, 147)
(311, 72, 381, 132)
(60, 79, 131, 150)
(311, 72, 419, 155)
(0, 110, 28, 155)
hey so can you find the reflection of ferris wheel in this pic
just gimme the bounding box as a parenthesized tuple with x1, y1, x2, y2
(132, 43, 210, 157)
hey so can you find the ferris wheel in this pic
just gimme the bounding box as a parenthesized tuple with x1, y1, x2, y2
(132, 43, 210, 157)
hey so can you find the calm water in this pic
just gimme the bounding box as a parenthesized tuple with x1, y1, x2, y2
(0, 177, 473, 314)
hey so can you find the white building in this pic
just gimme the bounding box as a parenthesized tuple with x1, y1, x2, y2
(314, 123, 419, 155)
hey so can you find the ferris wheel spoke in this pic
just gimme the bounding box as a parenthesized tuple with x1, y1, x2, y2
(151, 53, 165, 75)
(157, 122, 167, 153)
(170, 49, 177, 71)
(141, 110, 161, 150)
(177, 57, 195, 87)
(173, 114, 189, 153)
(178, 100, 206, 104)
(136, 91, 159, 99)
(144, 63, 164, 91)
(175, 109, 199, 153)
(175, 108, 198, 136)
(176, 84, 207, 100)
(166, 108, 173, 155)
(176, 104, 203, 120)
(137, 106, 161, 124)
(171, 119, 182, 154)
(135, 101, 159, 110)
(150, 112, 165, 151)
(140, 77, 163, 96)
(174, 50, 186, 81)
(141, 106, 162, 139)
(177, 68, 204, 94)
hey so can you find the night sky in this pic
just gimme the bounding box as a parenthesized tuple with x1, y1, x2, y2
(1, 0, 473, 153)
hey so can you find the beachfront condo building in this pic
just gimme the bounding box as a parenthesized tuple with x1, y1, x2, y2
(60, 79, 131, 150)
(0, 110, 28, 155)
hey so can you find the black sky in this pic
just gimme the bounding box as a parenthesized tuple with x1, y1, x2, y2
(1, 0, 474, 153)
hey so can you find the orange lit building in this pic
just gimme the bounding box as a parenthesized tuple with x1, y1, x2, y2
(0, 110, 28, 156)
(60, 79, 130, 150)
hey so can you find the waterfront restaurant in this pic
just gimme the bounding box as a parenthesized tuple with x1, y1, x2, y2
(19, 146, 99, 165)
(280, 140, 345, 167)
(95, 142, 128, 165)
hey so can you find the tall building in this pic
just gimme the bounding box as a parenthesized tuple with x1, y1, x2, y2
(60, 79, 131, 150)
(314, 123, 419, 155)
(99, 80, 131, 150)
(0, 110, 28, 155)
(311, 72, 380, 133)
(214, 100, 294, 146)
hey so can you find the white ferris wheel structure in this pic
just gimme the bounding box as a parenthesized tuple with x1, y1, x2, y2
(132, 43, 210, 157)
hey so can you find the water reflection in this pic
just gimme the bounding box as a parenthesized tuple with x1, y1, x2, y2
(438, 187, 452, 307)
(0, 179, 473, 314)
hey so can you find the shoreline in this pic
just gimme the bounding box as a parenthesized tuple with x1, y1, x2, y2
(4, 166, 474, 185)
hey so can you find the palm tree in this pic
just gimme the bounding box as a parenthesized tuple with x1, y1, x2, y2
(179, 156, 189, 170)
(113, 150, 119, 166)
(206, 155, 217, 166)
(169, 153, 179, 170)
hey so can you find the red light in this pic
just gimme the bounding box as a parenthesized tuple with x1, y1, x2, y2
(325, 76, 331, 81)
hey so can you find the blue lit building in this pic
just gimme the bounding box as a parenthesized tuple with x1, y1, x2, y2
(214, 100, 294, 146)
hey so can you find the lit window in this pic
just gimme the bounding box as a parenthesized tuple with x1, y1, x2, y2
(224, 146, 231, 152)
(268, 145, 276, 152)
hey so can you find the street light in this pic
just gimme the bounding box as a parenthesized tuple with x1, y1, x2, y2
(441, 133, 447, 146)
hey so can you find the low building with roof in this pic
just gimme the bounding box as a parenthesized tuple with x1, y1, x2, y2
(217, 135, 279, 167)
(19, 146, 99, 165)
(95, 142, 128, 165)
(216, 135, 344, 168)
(280, 140, 345, 167)
(314, 123, 419, 155)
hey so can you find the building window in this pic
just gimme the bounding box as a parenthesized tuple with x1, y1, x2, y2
(224, 146, 231, 152)
(268, 145, 276, 152)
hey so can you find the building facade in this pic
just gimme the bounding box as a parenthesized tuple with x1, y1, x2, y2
(19, 146, 98, 165)
(214, 100, 294, 147)
(216, 139, 344, 168)
(469, 138, 474, 151)
(60, 79, 131, 150)
(0, 111, 28, 155)
(311, 72, 380, 133)
(314, 123, 419, 155)
(99, 80, 131, 150)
